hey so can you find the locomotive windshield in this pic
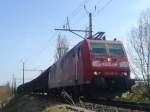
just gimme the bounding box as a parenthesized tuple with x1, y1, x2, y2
(91, 43, 125, 56)
(108, 44, 125, 56)
(91, 43, 107, 55)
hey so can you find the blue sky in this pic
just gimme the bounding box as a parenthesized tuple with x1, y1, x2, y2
(0, 0, 150, 85)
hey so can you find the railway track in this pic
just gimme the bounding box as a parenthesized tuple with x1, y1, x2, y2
(40, 91, 150, 112)
(80, 98, 150, 112)
(26, 91, 150, 112)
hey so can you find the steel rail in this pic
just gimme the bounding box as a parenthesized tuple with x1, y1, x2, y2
(81, 98, 150, 111)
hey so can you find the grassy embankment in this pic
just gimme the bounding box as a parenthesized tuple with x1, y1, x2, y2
(0, 83, 12, 104)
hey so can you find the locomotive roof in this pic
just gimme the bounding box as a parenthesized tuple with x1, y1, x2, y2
(87, 39, 123, 44)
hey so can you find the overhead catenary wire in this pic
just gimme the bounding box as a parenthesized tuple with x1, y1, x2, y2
(30, 1, 90, 69)
(13, 0, 112, 71)
(19, 0, 91, 71)
(68, 0, 90, 20)
(93, 0, 113, 19)
(14, 0, 114, 84)
(69, 0, 92, 27)
(71, 0, 112, 27)
(73, 0, 113, 37)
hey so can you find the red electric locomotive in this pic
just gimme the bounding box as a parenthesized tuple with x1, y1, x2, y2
(17, 34, 134, 98)
(47, 37, 134, 97)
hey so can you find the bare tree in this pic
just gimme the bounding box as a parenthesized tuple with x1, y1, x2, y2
(129, 8, 150, 99)
(54, 33, 69, 61)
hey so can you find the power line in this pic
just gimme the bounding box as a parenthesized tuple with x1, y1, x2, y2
(25, 32, 57, 64)
(71, 0, 113, 36)
(25, 0, 90, 66)
(14, 0, 95, 83)
(93, 0, 113, 19)
(13, 0, 113, 76)
(29, 0, 91, 64)
(68, 0, 91, 27)
(69, 0, 90, 20)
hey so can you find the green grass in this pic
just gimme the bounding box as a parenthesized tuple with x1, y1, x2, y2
(121, 85, 150, 103)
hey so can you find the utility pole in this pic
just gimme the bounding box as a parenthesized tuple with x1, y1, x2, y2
(89, 12, 92, 38)
(84, 5, 94, 38)
(14, 77, 16, 94)
(12, 74, 16, 95)
(13, 74, 15, 94)
(22, 62, 24, 90)
(12, 73, 14, 94)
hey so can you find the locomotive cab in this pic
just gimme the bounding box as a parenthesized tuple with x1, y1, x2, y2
(85, 39, 134, 95)
(90, 39, 129, 77)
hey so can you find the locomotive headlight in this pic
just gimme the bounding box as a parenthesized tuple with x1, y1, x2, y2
(119, 62, 129, 67)
(123, 72, 128, 76)
(108, 58, 111, 62)
(92, 60, 101, 67)
(94, 71, 98, 75)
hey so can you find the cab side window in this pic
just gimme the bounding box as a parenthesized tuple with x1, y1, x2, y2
(77, 47, 81, 59)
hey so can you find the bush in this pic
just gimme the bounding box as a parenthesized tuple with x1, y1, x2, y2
(121, 85, 150, 103)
